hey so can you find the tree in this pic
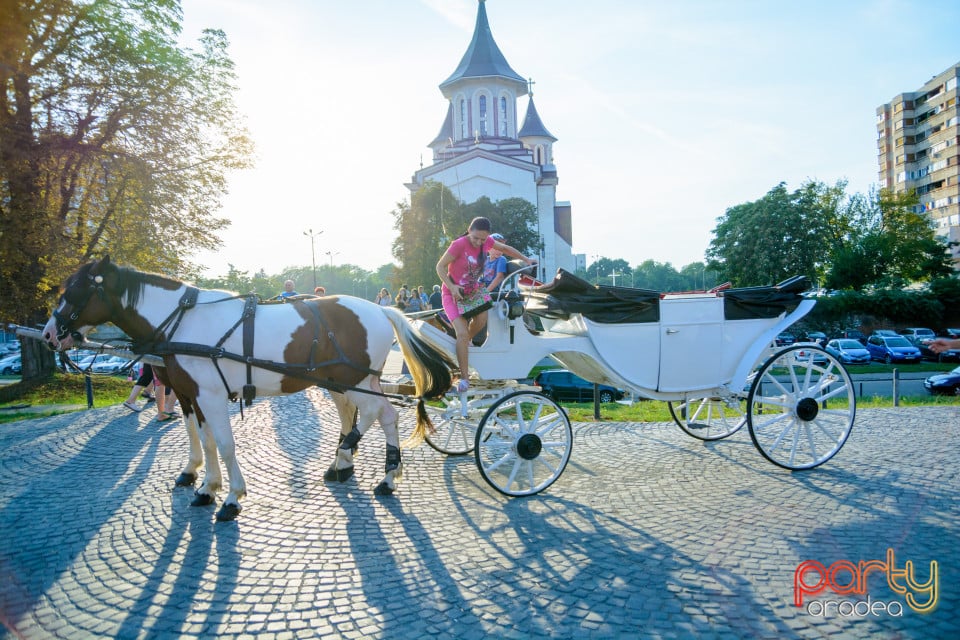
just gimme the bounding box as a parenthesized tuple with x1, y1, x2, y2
(1, 1, 252, 379)
(392, 183, 540, 289)
(706, 181, 846, 287)
(825, 189, 954, 290)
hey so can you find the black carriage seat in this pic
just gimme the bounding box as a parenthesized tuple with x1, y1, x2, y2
(525, 269, 661, 324)
(721, 275, 809, 320)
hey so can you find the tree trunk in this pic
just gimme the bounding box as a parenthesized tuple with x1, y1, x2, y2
(19, 334, 57, 381)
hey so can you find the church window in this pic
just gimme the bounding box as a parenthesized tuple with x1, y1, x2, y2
(499, 97, 508, 136)
(534, 145, 545, 165)
(460, 99, 468, 139)
(479, 95, 487, 136)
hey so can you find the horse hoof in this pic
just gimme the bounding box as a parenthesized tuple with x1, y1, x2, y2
(373, 481, 395, 496)
(324, 466, 354, 482)
(175, 472, 197, 487)
(216, 503, 240, 521)
(191, 492, 215, 507)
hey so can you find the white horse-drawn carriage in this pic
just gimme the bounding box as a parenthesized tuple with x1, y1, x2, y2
(42, 257, 854, 520)
(414, 265, 855, 496)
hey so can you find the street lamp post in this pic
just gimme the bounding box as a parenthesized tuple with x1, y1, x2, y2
(325, 250, 340, 267)
(303, 228, 323, 290)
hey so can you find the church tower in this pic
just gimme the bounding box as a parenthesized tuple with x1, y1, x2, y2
(408, 0, 573, 280)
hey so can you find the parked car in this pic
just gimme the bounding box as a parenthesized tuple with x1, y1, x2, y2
(923, 366, 960, 396)
(871, 329, 898, 338)
(919, 339, 960, 362)
(534, 370, 624, 403)
(0, 354, 22, 375)
(945, 329, 960, 339)
(825, 339, 871, 365)
(0, 342, 20, 355)
(775, 333, 796, 346)
(899, 328, 936, 345)
(802, 331, 828, 347)
(792, 346, 828, 365)
(837, 329, 866, 344)
(74, 354, 123, 372)
(865, 335, 922, 364)
(90, 355, 131, 375)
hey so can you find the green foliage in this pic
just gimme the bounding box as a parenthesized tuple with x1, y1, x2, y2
(0, 0, 253, 328)
(707, 181, 841, 287)
(802, 281, 958, 334)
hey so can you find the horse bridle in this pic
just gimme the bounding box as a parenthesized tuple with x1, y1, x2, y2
(52, 271, 109, 343)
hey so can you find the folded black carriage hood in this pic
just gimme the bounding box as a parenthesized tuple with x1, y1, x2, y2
(526, 270, 809, 324)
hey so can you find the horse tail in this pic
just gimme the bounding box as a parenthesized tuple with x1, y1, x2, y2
(380, 306, 455, 447)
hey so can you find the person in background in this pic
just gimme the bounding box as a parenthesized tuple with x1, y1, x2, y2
(405, 290, 423, 313)
(418, 286, 429, 309)
(435, 216, 534, 392)
(275, 280, 298, 299)
(314, 286, 326, 296)
(123, 363, 155, 412)
(375, 288, 392, 306)
(428, 284, 442, 310)
(397, 284, 410, 308)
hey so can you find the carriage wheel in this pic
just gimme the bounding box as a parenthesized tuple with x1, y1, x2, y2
(747, 345, 855, 470)
(424, 391, 486, 455)
(474, 392, 572, 497)
(668, 396, 747, 441)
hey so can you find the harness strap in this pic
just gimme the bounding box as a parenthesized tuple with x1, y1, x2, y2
(149, 341, 409, 403)
(242, 296, 257, 406)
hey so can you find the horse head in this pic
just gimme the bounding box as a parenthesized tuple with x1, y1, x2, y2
(42, 255, 123, 350)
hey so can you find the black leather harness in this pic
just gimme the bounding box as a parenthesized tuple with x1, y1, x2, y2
(133, 289, 397, 409)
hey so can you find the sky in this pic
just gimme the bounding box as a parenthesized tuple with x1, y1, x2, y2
(180, 0, 960, 280)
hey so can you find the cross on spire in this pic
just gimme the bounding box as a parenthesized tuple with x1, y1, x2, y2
(527, 77, 536, 96)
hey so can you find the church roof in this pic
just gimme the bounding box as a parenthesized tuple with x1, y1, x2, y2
(518, 96, 556, 141)
(429, 103, 455, 147)
(439, 0, 526, 92)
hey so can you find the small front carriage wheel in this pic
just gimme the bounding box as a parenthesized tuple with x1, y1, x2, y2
(474, 392, 572, 497)
(747, 345, 856, 470)
(668, 396, 747, 441)
(425, 391, 484, 455)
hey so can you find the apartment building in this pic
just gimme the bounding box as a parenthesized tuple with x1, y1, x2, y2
(876, 62, 960, 260)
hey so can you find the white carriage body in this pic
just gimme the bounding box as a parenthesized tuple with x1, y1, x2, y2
(413, 287, 815, 402)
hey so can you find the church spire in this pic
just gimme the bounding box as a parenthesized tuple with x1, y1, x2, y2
(439, 0, 526, 96)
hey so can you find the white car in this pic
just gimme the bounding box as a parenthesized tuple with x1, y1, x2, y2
(75, 354, 125, 373)
(0, 354, 22, 375)
(90, 355, 131, 374)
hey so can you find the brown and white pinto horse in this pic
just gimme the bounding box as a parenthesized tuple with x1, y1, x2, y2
(42, 257, 453, 521)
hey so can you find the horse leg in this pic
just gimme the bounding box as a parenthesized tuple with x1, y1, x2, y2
(331, 390, 359, 452)
(324, 391, 359, 482)
(199, 400, 247, 521)
(370, 392, 402, 496)
(174, 414, 203, 487)
(190, 414, 223, 508)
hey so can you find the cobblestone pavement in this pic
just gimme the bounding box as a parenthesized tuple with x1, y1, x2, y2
(0, 392, 957, 639)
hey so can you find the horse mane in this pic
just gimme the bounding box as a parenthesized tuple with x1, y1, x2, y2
(114, 266, 186, 309)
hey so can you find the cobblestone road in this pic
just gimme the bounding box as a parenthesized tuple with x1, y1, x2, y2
(0, 392, 957, 639)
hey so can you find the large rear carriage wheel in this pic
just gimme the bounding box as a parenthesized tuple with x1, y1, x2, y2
(747, 345, 855, 470)
(474, 392, 572, 497)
